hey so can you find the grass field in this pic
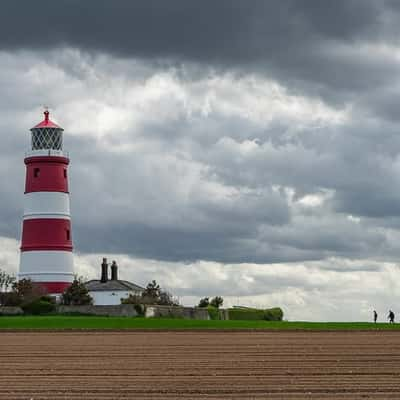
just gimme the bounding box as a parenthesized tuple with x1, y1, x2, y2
(1, 315, 400, 330)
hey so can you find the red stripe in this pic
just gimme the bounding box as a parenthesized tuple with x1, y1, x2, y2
(21, 219, 73, 251)
(25, 158, 69, 193)
(37, 281, 71, 294)
(22, 246, 73, 252)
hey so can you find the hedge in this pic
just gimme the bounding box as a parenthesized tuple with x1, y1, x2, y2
(228, 307, 283, 321)
(264, 307, 283, 321)
(21, 300, 55, 315)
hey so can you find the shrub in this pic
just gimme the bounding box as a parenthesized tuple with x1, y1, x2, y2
(228, 307, 284, 321)
(264, 307, 284, 321)
(0, 291, 22, 306)
(134, 304, 144, 316)
(121, 294, 142, 305)
(207, 305, 220, 320)
(22, 299, 55, 315)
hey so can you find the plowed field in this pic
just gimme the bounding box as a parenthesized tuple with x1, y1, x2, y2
(1, 330, 399, 399)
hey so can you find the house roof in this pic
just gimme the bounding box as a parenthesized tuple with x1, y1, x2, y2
(85, 279, 145, 292)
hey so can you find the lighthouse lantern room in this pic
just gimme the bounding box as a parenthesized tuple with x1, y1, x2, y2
(19, 110, 74, 295)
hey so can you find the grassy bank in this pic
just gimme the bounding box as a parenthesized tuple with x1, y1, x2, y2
(1, 316, 400, 330)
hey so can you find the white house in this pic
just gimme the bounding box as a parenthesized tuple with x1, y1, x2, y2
(85, 258, 144, 305)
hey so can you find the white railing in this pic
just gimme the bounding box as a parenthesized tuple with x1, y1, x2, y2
(25, 149, 69, 158)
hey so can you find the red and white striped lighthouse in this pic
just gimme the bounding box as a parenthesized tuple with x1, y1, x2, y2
(19, 110, 74, 295)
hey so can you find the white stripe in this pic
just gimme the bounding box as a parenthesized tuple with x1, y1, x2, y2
(19, 251, 74, 276)
(24, 192, 70, 218)
(23, 214, 71, 220)
(25, 149, 69, 158)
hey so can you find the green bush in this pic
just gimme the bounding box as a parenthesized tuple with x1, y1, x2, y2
(228, 307, 283, 321)
(207, 305, 220, 320)
(264, 307, 284, 321)
(22, 299, 55, 315)
(134, 304, 145, 316)
(228, 308, 265, 320)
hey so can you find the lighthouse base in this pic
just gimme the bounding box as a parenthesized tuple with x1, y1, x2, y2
(19, 250, 74, 295)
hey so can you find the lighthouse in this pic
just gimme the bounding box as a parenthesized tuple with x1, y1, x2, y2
(19, 110, 74, 295)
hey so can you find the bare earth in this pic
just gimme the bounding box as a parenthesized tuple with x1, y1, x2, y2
(1, 330, 400, 399)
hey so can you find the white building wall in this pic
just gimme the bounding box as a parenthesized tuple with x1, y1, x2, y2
(89, 290, 142, 306)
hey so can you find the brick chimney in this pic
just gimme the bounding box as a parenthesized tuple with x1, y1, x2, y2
(101, 257, 108, 283)
(111, 260, 118, 281)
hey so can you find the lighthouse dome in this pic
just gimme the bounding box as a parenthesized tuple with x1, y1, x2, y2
(31, 110, 63, 130)
(30, 110, 64, 151)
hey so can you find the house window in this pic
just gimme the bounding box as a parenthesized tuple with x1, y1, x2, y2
(34, 168, 40, 178)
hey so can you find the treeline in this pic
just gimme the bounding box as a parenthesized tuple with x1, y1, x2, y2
(1, 269, 283, 320)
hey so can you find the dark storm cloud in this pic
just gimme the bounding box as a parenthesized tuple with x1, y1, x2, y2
(0, 0, 392, 98)
(0, 1, 380, 55)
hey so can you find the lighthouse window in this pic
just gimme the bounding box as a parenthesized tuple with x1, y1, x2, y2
(31, 128, 63, 151)
(66, 229, 70, 241)
(64, 169, 67, 178)
(33, 168, 40, 178)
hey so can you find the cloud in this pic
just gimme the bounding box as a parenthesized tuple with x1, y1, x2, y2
(0, 48, 400, 265)
(0, 1, 379, 54)
(0, 1, 394, 99)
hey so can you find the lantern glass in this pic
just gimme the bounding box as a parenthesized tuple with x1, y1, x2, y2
(31, 128, 63, 150)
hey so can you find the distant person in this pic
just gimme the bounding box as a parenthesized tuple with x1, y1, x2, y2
(373, 310, 378, 323)
(388, 310, 395, 324)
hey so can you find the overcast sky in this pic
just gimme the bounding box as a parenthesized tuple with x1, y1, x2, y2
(2, 0, 400, 321)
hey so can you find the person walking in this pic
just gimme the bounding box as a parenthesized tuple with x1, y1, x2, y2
(373, 310, 378, 323)
(388, 310, 395, 324)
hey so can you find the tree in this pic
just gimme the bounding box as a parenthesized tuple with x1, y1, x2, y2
(1, 278, 48, 308)
(5, 274, 15, 292)
(0, 270, 20, 306)
(61, 277, 93, 305)
(210, 296, 223, 309)
(121, 294, 142, 305)
(12, 278, 33, 298)
(0, 270, 6, 292)
(121, 280, 179, 306)
(13, 278, 45, 303)
(0, 269, 16, 293)
(198, 297, 209, 308)
(142, 280, 161, 302)
(158, 290, 179, 306)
